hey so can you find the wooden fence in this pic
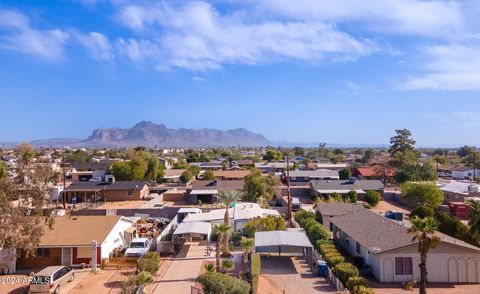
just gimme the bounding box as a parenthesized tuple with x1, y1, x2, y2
(101, 257, 138, 270)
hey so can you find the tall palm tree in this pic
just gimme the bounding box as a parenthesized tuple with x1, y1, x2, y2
(213, 226, 222, 272)
(217, 190, 241, 256)
(217, 224, 230, 257)
(467, 199, 480, 243)
(408, 216, 440, 294)
(241, 237, 254, 270)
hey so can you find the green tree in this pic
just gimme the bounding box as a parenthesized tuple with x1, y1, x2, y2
(339, 168, 352, 180)
(204, 170, 215, 180)
(389, 129, 418, 168)
(401, 182, 443, 209)
(457, 145, 476, 158)
(111, 162, 133, 181)
(243, 169, 280, 203)
(218, 190, 241, 256)
(364, 190, 380, 207)
(15, 142, 36, 164)
(293, 146, 305, 156)
(180, 170, 193, 184)
(65, 150, 91, 165)
(346, 190, 358, 203)
(263, 148, 281, 162)
(362, 149, 375, 164)
(240, 237, 254, 270)
(395, 161, 437, 183)
(467, 200, 480, 243)
(0, 162, 7, 180)
(408, 216, 440, 294)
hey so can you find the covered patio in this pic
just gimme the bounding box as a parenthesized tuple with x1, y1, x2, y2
(254, 230, 314, 270)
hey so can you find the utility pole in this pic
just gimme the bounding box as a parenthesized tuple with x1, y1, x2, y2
(474, 152, 477, 182)
(62, 152, 67, 210)
(286, 155, 292, 225)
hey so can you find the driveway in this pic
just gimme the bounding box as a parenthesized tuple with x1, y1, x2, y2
(153, 241, 214, 294)
(258, 256, 336, 294)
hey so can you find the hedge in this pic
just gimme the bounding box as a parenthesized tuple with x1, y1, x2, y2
(346, 276, 367, 292)
(198, 272, 250, 294)
(334, 262, 359, 285)
(307, 224, 329, 244)
(351, 285, 375, 294)
(325, 254, 345, 268)
(251, 253, 261, 294)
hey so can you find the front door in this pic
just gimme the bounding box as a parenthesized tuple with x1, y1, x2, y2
(61, 248, 72, 267)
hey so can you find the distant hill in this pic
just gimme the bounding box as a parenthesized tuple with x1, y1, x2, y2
(28, 121, 273, 148)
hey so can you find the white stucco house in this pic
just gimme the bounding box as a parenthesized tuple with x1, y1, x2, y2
(330, 209, 480, 283)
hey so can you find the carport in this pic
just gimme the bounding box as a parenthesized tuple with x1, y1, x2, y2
(254, 230, 314, 270)
(173, 221, 212, 242)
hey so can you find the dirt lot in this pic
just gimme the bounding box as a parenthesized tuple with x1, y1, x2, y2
(69, 269, 135, 294)
(258, 256, 336, 294)
(96, 200, 147, 209)
(372, 200, 411, 216)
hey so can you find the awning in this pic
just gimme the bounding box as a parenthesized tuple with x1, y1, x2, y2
(190, 189, 218, 195)
(173, 222, 212, 236)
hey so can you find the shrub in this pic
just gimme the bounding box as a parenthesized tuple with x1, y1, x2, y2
(351, 285, 375, 294)
(410, 206, 435, 219)
(307, 224, 329, 244)
(364, 190, 380, 207)
(294, 210, 315, 223)
(198, 272, 250, 294)
(318, 243, 336, 256)
(300, 218, 318, 230)
(137, 252, 160, 275)
(251, 253, 261, 294)
(135, 271, 153, 286)
(346, 276, 368, 292)
(347, 190, 358, 203)
(334, 262, 359, 285)
(222, 259, 234, 272)
(231, 231, 242, 246)
(363, 203, 372, 209)
(325, 254, 345, 268)
(316, 239, 333, 251)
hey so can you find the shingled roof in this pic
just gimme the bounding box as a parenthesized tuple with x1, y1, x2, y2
(316, 203, 365, 217)
(330, 209, 480, 254)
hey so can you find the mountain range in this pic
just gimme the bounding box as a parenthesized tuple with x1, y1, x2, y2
(29, 121, 273, 148)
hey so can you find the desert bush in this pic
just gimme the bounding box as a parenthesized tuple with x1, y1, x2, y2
(334, 262, 359, 285)
(198, 272, 250, 294)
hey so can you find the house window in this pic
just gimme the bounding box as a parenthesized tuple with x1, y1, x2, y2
(128, 190, 134, 196)
(36, 248, 50, 258)
(395, 257, 413, 275)
(356, 242, 361, 254)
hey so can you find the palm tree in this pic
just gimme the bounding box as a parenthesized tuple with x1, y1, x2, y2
(408, 216, 440, 294)
(241, 237, 254, 270)
(467, 199, 480, 243)
(222, 259, 234, 273)
(217, 224, 230, 257)
(217, 190, 241, 256)
(204, 263, 216, 273)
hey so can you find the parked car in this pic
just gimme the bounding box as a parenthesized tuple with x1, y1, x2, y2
(89, 177, 102, 182)
(124, 238, 152, 257)
(153, 202, 165, 209)
(292, 197, 301, 211)
(28, 266, 74, 294)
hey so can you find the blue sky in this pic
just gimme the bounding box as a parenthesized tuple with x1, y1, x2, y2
(1, 0, 480, 146)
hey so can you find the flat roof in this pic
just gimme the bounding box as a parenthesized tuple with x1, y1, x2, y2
(173, 221, 211, 236)
(255, 231, 313, 248)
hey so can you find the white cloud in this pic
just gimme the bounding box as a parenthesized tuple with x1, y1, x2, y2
(75, 32, 114, 61)
(402, 42, 480, 90)
(254, 0, 465, 38)
(113, 2, 376, 70)
(0, 9, 69, 60)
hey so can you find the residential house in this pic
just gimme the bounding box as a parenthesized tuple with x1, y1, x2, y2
(354, 166, 396, 182)
(255, 162, 294, 173)
(162, 169, 186, 183)
(187, 180, 244, 204)
(212, 170, 251, 180)
(287, 169, 339, 183)
(452, 167, 480, 180)
(190, 162, 224, 170)
(310, 178, 384, 199)
(330, 209, 480, 283)
(438, 180, 480, 203)
(315, 203, 365, 230)
(64, 180, 150, 203)
(16, 216, 136, 270)
(182, 202, 281, 231)
(308, 163, 348, 171)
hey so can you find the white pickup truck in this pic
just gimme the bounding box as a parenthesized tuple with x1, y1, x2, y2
(124, 238, 152, 258)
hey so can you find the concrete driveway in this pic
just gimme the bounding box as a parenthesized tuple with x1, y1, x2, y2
(258, 256, 336, 294)
(154, 241, 214, 294)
